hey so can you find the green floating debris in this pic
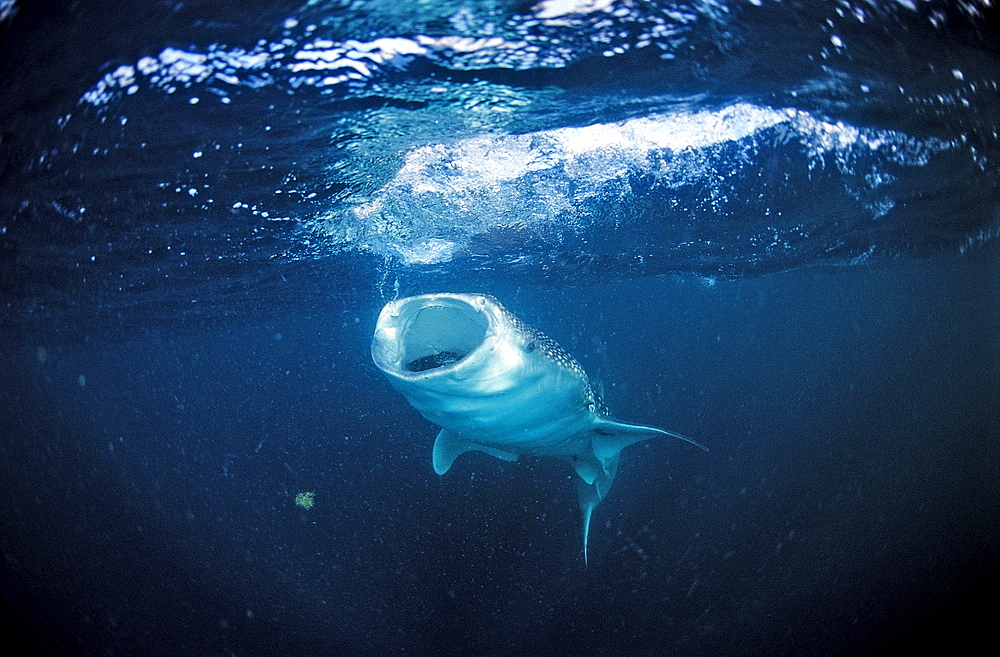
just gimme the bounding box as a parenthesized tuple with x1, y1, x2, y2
(294, 491, 315, 510)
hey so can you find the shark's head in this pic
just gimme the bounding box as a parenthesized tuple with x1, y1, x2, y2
(372, 293, 532, 418)
(372, 292, 595, 439)
(373, 292, 504, 380)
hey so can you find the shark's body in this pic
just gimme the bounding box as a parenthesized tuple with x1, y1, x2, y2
(371, 292, 706, 563)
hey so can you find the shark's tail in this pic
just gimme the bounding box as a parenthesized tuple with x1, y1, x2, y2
(575, 417, 708, 565)
(577, 453, 619, 567)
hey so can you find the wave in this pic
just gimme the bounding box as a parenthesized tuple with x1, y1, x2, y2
(0, 0, 997, 318)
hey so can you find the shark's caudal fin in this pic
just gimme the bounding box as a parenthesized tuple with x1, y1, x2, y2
(575, 418, 709, 565)
(576, 452, 620, 566)
(432, 429, 519, 475)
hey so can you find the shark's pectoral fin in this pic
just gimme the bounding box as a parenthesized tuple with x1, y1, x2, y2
(590, 417, 708, 462)
(432, 429, 519, 475)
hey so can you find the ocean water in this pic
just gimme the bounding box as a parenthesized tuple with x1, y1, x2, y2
(1, 1, 998, 656)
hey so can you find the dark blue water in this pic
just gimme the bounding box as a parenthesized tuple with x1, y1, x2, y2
(2, 1, 998, 656)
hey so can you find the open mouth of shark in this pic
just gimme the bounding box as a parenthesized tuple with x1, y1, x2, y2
(378, 296, 491, 375)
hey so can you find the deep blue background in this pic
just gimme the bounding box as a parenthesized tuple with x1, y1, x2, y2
(3, 243, 998, 656)
(2, 1, 999, 655)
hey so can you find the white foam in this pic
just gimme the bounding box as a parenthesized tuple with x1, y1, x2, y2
(533, 0, 614, 20)
(342, 102, 946, 264)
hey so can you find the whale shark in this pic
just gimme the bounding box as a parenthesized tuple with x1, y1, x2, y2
(371, 292, 707, 563)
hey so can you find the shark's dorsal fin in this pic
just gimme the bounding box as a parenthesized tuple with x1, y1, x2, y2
(432, 429, 519, 475)
(590, 417, 708, 462)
